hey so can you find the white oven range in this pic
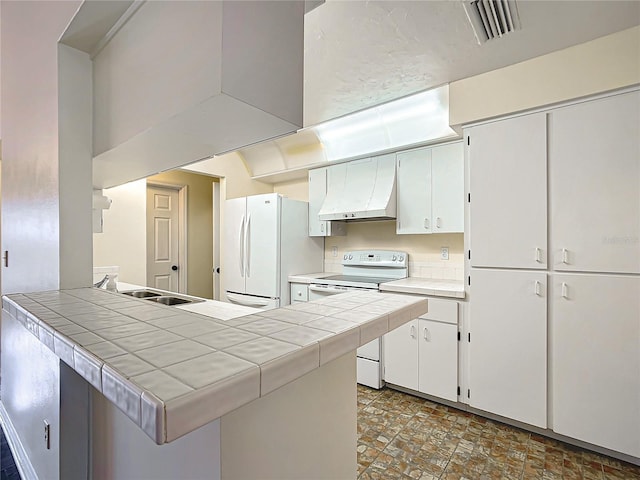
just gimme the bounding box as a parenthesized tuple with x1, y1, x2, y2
(308, 250, 409, 388)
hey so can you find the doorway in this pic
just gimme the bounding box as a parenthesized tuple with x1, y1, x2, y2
(146, 183, 187, 293)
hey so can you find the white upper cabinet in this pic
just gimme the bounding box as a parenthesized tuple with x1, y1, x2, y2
(549, 91, 640, 274)
(467, 113, 547, 269)
(396, 141, 463, 234)
(307, 167, 346, 237)
(552, 274, 640, 457)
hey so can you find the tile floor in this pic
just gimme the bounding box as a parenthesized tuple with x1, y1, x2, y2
(0, 425, 20, 480)
(357, 385, 640, 480)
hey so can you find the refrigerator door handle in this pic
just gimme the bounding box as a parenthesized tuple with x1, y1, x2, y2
(239, 214, 245, 277)
(226, 292, 271, 308)
(245, 213, 251, 278)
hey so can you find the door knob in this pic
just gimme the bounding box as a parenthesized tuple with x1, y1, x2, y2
(171, 265, 179, 271)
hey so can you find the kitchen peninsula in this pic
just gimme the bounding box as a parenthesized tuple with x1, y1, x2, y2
(1, 287, 427, 479)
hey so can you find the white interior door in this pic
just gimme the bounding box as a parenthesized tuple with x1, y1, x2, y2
(147, 185, 180, 292)
(212, 181, 221, 300)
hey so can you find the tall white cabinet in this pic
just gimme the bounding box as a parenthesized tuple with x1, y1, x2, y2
(466, 89, 640, 457)
(552, 274, 640, 458)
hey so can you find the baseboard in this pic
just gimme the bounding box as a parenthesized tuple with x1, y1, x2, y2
(0, 400, 39, 480)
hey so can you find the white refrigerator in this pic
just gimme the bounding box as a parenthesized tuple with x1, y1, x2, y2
(224, 193, 324, 309)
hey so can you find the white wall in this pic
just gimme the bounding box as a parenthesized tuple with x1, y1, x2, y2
(93, 1, 222, 156)
(93, 180, 147, 286)
(0, 0, 86, 295)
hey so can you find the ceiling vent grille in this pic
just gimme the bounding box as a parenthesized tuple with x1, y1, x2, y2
(463, 0, 521, 44)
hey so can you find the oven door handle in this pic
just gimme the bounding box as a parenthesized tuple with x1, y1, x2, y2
(308, 285, 350, 294)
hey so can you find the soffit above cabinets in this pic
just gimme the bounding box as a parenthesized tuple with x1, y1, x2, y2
(239, 85, 458, 183)
(63, 1, 305, 189)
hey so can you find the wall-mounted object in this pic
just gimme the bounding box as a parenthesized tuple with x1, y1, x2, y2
(92, 189, 112, 233)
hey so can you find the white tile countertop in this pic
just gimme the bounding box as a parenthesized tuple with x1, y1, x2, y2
(2, 287, 427, 445)
(287, 272, 336, 283)
(380, 277, 465, 298)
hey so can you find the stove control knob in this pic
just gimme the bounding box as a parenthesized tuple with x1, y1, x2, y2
(392, 255, 397, 261)
(348, 254, 353, 260)
(399, 255, 405, 262)
(343, 254, 348, 260)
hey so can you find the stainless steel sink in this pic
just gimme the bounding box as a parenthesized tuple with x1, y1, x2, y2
(122, 290, 162, 298)
(145, 296, 195, 306)
(120, 289, 204, 306)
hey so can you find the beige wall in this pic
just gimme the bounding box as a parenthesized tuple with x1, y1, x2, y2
(148, 170, 217, 299)
(450, 26, 640, 126)
(273, 178, 308, 201)
(183, 152, 273, 200)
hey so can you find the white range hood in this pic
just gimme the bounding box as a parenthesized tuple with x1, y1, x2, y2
(318, 154, 397, 221)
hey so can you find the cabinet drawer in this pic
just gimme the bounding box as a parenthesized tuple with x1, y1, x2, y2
(290, 283, 308, 302)
(418, 298, 458, 324)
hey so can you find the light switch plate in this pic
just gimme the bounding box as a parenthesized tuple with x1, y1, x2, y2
(440, 247, 449, 260)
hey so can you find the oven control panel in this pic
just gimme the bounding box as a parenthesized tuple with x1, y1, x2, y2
(342, 250, 408, 268)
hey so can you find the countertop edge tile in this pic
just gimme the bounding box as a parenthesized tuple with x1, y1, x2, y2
(318, 328, 360, 366)
(102, 365, 143, 427)
(73, 345, 104, 391)
(260, 343, 320, 396)
(141, 391, 165, 444)
(164, 366, 260, 443)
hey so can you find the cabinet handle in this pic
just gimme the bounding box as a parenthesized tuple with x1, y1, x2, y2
(320, 223, 325, 233)
(535, 281, 542, 296)
(423, 327, 429, 341)
(561, 282, 569, 299)
(436, 217, 442, 229)
(424, 218, 430, 229)
(410, 325, 416, 338)
(562, 248, 569, 264)
(535, 247, 542, 263)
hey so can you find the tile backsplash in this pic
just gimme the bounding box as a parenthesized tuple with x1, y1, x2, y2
(323, 221, 464, 280)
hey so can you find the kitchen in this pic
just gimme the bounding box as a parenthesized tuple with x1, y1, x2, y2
(1, 1, 640, 479)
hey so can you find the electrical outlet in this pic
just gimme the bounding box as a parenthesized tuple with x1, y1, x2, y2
(441, 247, 449, 260)
(332, 246, 338, 257)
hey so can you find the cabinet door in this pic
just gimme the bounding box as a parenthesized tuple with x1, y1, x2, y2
(468, 268, 547, 428)
(432, 142, 464, 233)
(308, 168, 327, 237)
(418, 319, 458, 401)
(552, 274, 640, 457)
(383, 320, 418, 390)
(468, 113, 547, 269)
(549, 91, 640, 274)
(396, 148, 432, 234)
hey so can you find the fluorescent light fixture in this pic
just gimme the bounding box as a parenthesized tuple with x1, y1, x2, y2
(310, 85, 456, 161)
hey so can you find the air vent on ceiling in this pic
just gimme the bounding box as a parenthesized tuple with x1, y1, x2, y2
(463, 0, 521, 44)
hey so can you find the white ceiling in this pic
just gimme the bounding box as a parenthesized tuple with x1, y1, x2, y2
(303, 0, 640, 126)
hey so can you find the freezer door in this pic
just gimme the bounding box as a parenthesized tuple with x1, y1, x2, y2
(225, 292, 280, 310)
(245, 194, 280, 298)
(224, 197, 247, 294)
